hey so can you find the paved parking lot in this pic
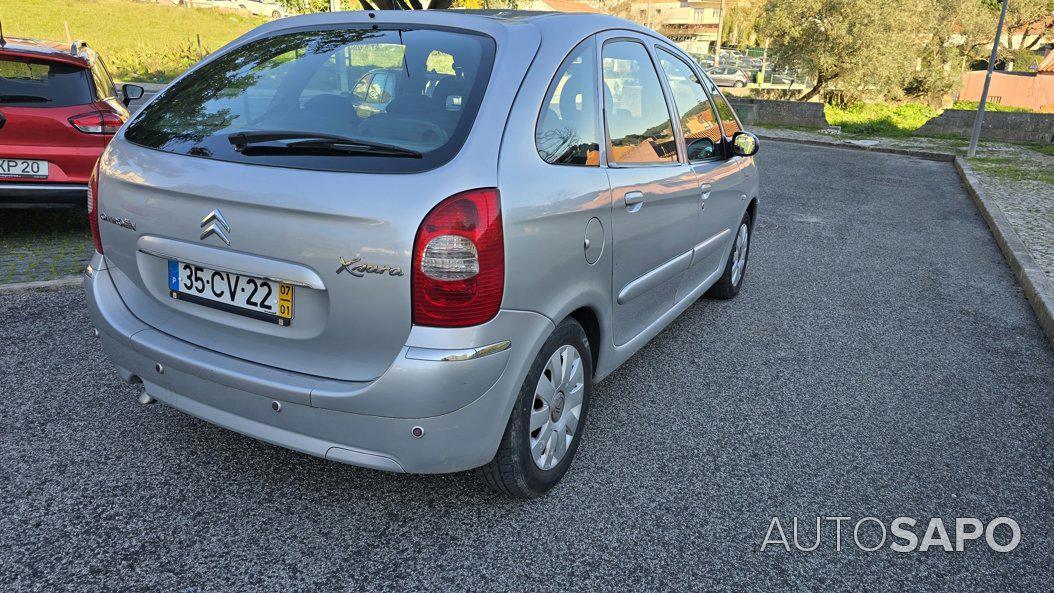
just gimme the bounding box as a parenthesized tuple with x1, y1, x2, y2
(2, 142, 1052, 592)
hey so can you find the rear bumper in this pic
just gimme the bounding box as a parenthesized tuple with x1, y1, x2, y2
(0, 182, 86, 208)
(83, 253, 555, 474)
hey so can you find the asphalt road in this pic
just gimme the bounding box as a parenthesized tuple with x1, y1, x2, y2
(3, 142, 1053, 592)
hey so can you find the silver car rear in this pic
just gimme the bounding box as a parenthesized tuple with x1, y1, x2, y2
(96, 14, 537, 381)
(85, 10, 760, 498)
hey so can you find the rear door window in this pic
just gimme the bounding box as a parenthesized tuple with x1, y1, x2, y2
(535, 38, 599, 166)
(602, 40, 678, 165)
(124, 27, 496, 174)
(0, 57, 92, 107)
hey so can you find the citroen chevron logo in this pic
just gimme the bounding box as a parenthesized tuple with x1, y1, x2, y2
(200, 209, 231, 246)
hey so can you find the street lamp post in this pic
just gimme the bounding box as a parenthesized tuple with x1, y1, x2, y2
(968, 0, 1009, 158)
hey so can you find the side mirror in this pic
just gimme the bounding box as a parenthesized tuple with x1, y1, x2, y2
(686, 137, 717, 161)
(121, 83, 144, 107)
(731, 131, 759, 157)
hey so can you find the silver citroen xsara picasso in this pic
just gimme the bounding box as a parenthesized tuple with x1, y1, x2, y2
(84, 10, 759, 498)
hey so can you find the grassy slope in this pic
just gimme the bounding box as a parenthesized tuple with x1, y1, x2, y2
(4, 0, 267, 82)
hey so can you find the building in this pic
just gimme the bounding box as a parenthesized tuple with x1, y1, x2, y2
(628, 0, 723, 55)
(520, 0, 605, 13)
(959, 51, 1054, 112)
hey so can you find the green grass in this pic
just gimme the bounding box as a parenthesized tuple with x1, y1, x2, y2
(4, 0, 267, 82)
(1027, 144, 1054, 157)
(950, 101, 1033, 113)
(0, 211, 93, 284)
(824, 102, 941, 137)
(970, 156, 1054, 185)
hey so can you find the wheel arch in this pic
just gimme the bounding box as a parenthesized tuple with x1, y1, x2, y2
(566, 305, 602, 377)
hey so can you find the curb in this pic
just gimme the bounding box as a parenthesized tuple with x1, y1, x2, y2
(954, 157, 1054, 348)
(0, 275, 82, 296)
(758, 133, 1054, 348)
(756, 133, 955, 162)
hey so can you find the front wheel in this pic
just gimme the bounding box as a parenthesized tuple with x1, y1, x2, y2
(707, 211, 752, 300)
(478, 318, 592, 498)
(271, 10, 281, 18)
(734, 80, 746, 88)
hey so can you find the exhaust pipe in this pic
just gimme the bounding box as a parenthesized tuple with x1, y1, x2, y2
(138, 392, 156, 405)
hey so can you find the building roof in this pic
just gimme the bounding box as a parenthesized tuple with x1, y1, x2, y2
(534, 0, 604, 13)
(1039, 51, 1054, 74)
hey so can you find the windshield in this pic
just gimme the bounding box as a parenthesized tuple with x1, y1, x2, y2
(0, 57, 93, 107)
(124, 26, 495, 173)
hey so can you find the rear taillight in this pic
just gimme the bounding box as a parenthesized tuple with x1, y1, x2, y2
(412, 188, 503, 327)
(69, 110, 124, 134)
(87, 161, 103, 254)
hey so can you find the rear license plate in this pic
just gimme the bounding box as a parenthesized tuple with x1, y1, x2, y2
(168, 261, 293, 325)
(0, 159, 49, 180)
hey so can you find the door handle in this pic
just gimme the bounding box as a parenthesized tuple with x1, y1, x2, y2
(699, 184, 712, 209)
(624, 191, 644, 213)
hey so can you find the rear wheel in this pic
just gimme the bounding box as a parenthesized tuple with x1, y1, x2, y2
(707, 211, 752, 300)
(478, 318, 592, 498)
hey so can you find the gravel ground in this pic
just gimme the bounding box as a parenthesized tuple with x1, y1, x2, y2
(755, 126, 1054, 283)
(2, 143, 1053, 592)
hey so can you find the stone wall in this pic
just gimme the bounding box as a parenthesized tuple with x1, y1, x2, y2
(914, 110, 1054, 143)
(727, 98, 829, 129)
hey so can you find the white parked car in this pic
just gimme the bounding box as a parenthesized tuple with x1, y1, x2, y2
(173, 0, 288, 19)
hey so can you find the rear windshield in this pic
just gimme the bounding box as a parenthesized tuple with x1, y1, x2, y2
(0, 57, 92, 107)
(125, 26, 495, 173)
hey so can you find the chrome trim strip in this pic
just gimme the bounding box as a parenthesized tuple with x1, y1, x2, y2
(617, 250, 693, 305)
(691, 228, 732, 263)
(405, 340, 512, 362)
(137, 235, 325, 290)
(141, 246, 316, 288)
(0, 183, 86, 190)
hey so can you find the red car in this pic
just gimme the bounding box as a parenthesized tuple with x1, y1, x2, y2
(0, 35, 142, 208)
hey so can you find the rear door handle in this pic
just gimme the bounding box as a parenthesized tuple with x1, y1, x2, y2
(624, 191, 644, 212)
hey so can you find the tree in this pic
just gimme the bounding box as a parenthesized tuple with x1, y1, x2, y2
(761, 0, 932, 103)
(1001, 0, 1054, 52)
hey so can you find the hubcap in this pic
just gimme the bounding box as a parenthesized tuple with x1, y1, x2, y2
(530, 345, 585, 471)
(730, 222, 749, 286)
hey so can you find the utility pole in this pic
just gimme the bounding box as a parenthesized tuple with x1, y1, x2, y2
(968, 0, 1009, 158)
(714, 0, 726, 68)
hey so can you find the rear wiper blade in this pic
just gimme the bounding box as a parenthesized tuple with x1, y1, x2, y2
(0, 94, 52, 103)
(227, 131, 422, 158)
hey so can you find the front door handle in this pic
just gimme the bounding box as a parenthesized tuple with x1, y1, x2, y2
(624, 191, 644, 213)
(700, 183, 712, 209)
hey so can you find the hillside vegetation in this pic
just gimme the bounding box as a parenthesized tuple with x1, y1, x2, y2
(4, 0, 267, 82)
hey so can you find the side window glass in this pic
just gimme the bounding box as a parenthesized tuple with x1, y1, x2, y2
(656, 48, 722, 161)
(699, 72, 742, 136)
(367, 72, 388, 102)
(353, 72, 371, 100)
(90, 63, 113, 100)
(536, 38, 600, 166)
(602, 40, 677, 165)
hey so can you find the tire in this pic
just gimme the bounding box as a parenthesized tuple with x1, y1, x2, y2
(707, 211, 752, 300)
(477, 318, 593, 499)
(734, 80, 746, 88)
(271, 10, 280, 18)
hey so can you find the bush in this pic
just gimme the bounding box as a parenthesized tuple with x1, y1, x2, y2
(824, 102, 940, 136)
(950, 101, 1033, 113)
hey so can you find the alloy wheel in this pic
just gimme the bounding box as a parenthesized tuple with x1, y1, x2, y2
(731, 222, 749, 286)
(530, 345, 585, 470)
